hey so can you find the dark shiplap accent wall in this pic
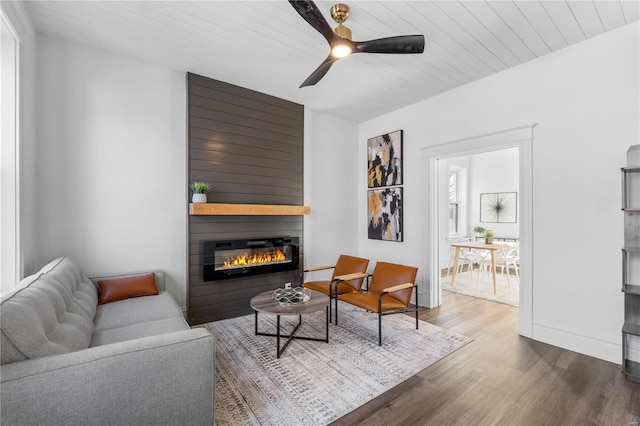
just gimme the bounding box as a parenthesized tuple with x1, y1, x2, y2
(187, 73, 305, 325)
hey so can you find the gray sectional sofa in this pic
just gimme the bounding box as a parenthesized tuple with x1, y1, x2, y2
(0, 257, 215, 425)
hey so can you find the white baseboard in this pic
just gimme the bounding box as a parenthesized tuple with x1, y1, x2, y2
(532, 320, 620, 364)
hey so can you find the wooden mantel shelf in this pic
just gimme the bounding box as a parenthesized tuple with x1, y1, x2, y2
(189, 203, 311, 216)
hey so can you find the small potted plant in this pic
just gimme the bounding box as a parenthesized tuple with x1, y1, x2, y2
(473, 226, 486, 237)
(190, 182, 212, 203)
(484, 230, 494, 244)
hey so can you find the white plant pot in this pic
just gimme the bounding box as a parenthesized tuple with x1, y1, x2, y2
(192, 193, 207, 203)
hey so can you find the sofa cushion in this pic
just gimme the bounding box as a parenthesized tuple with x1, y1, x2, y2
(1, 257, 98, 364)
(97, 273, 158, 305)
(93, 292, 183, 332)
(89, 317, 189, 347)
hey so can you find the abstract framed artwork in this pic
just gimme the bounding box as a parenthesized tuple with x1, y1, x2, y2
(480, 192, 518, 223)
(368, 187, 403, 241)
(367, 130, 403, 188)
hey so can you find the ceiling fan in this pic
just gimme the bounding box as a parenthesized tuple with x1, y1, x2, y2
(288, 0, 425, 88)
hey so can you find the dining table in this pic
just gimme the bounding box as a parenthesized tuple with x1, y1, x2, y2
(449, 241, 507, 294)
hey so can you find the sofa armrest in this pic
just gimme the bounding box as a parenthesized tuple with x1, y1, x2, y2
(1, 329, 214, 426)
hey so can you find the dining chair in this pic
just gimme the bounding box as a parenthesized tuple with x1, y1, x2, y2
(481, 242, 519, 289)
(452, 236, 490, 284)
(336, 261, 419, 346)
(447, 236, 472, 277)
(302, 254, 370, 321)
(459, 245, 490, 285)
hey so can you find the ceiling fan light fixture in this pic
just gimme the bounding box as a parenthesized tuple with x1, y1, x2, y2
(331, 43, 352, 58)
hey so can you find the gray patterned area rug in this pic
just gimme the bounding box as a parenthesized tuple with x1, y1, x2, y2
(205, 302, 472, 425)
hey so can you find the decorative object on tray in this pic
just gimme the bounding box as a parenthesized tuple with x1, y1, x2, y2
(367, 130, 403, 188)
(368, 187, 403, 241)
(480, 192, 517, 223)
(272, 287, 311, 304)
(190, 182, 212, 203)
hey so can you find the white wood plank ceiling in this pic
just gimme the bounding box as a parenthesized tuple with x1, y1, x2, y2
(24, 1, 640, 122)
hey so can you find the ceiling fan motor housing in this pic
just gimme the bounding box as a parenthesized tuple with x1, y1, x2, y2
(330, 4, 350, 24)
(331, 4, 352, 39)
(334, 24, 352, 40)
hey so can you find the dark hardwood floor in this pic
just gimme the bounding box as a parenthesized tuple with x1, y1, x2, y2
(331, 291, 640, 426)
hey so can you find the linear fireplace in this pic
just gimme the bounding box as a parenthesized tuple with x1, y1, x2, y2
(202, 237, 300, 281)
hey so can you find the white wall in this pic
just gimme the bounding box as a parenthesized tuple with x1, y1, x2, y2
(0, 1, 37, 286)
(35, 35, 188, 308)
(358, 22, 639, 363)
(303, 109, 360, 273)
(469, 148, 519, 239)
(1, 10, 20, 293)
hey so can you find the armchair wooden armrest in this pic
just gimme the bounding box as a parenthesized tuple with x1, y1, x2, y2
(304, 265, 335, 273)
(334, 272, 370, 282)
(382, 282, 415, 293)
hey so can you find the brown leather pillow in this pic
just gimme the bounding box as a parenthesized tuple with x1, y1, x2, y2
(97, 273, 158, 305)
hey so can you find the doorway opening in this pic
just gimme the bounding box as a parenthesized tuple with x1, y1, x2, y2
(438, 148, 520, 307)
(420, 124, 534, 338)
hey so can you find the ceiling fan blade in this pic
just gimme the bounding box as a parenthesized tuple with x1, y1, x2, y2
(300, 55, 338, 88)
(355, 35, 425, 54)
(288, 0, 335, 45)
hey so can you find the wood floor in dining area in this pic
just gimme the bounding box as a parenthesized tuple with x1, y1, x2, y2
(331, 291, 640, 426)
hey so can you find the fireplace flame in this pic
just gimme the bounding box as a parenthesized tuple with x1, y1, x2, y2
(223, 250, 287, 268)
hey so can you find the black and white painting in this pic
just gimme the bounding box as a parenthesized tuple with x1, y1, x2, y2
(480, 192, 517, 223)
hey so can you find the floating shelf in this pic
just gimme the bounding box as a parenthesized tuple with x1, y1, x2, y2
(189, 203, 311, 216)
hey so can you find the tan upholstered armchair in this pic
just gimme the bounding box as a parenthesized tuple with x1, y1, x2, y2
(337, 261, 419, 345)
(302, 254, 369, 321)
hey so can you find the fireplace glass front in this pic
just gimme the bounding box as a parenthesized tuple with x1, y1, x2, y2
(203, 237, 299, 281)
